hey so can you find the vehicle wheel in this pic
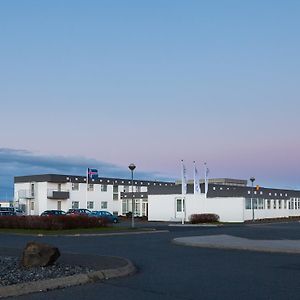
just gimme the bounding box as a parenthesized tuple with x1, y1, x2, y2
(113, 219, 118, 223)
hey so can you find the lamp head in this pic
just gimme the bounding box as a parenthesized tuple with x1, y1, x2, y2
(128, 163, 136, 171)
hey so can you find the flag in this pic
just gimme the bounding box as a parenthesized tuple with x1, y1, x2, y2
(204, 163, 209, 197)
(181, 160, 187, 195)
(194, 161, 200, 194)
(87, 168, 98, 180)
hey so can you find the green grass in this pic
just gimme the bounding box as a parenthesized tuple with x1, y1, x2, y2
(0, 226, 135, 235)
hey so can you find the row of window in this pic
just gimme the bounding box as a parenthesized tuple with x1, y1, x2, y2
(212, 186, 290, 198)
(72, 183, 108, 192)
(245, 198, 300, 210)
(66, 176, 172, 187)
(72, 183, 143, 193)
(72, 201, 108, 210)
(121, 199, 148, 216)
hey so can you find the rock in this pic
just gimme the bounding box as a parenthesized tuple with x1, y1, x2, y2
(21, 242, 60, 268)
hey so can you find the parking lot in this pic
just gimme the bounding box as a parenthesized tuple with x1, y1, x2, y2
(1, 221, 300, 300)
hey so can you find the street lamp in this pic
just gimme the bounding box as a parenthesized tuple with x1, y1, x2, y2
(128, 163, 136, 228)
(250, 177, 255, 221)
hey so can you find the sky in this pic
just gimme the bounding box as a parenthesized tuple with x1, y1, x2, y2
(0, 0, 300, 199)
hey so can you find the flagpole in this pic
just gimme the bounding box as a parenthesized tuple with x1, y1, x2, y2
(193, 161, 196, 194)
(181, 160, 185, 225)
(204, 162, 208, 198)
(86, 168, 88, 209)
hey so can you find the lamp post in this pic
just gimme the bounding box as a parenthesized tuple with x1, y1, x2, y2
(128, 163, 136, 228)
(250, 177, 255, 221)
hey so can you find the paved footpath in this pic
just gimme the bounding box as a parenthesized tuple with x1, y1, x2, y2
(173, 234, 300, 253)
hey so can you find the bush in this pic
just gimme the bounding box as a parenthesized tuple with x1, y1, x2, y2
(189, 213, 220, 224)
(0, 215, 108, 230)
(125, 212, 132, 218)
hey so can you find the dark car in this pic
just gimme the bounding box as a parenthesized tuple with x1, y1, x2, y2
(41, 210, 66, 216)
(89, 211, 119, 223)
(0, 211, 17, 216)
(66, 208, 91, 216)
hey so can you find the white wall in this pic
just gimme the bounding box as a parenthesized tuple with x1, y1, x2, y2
(149, 194, 245, 223)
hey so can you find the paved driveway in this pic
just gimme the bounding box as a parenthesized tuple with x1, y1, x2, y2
(2, 221, 300, 300)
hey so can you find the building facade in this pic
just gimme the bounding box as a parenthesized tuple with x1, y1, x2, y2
(14, 174, 175, 216)
(148, 183, 300, 222)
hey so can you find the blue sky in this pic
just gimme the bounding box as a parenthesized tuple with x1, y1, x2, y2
(0, 1, 300, 198)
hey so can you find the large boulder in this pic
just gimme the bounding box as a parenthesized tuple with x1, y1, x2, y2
(21, 242, 60, 268)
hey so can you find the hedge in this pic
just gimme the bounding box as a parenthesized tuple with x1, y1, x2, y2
(189, 213, 220, 224)
(0, 215, 108, 230)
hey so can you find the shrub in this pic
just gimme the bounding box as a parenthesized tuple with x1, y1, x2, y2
(125, 212, 132, 218)
(0, 215, 108, 230)
(189, 213, 220, 224)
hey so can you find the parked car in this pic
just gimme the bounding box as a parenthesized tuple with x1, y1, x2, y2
(89, 211, 119, 223)
(0, 211, 17, 216)
(15, 208, 25, 216)
(41, 210, 66, 216)
(66, 208, 91, 216)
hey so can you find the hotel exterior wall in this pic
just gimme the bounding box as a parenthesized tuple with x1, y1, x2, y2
(186, 195, 244, 223)
(148, 194, 244, 223)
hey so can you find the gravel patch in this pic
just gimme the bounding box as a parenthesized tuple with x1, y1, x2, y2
(0, 256, 94, 286)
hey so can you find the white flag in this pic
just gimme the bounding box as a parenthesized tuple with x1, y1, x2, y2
(194, 161, 200, 194)
(204, 163, 209, 197)
(181, 160, 187, 195)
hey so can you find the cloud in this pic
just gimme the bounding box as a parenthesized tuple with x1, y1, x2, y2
(0, 148, 173, 200)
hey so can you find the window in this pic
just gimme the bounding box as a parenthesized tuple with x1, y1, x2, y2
(58, 183, 62, 191)
(72, 201, 79, 209)
(258, 199, 264, 209)
(176, 198, 184, 212)
(122, 200, 127, 214)
(31, 183, 35, 197)
(113, 185, 118, 193)
(284, 200, 287, 209)
(57, 201, 62, 210)
(253, 199, 258, 209)
(87, 184, 94, 191)
(72, 183, 79, 191)
(113, 194, 118, 200)
(87, 201, 94, 209)
(101, 185, 107, 192)
(278, 200, 282, 209)
(245, 198, 251, 209)
(101, 201, 108, 209)
(123, 186, 130, 192)
(267, 199, 271, 209)
(273, 200, 277, 209)
(30, 201, 34, 211)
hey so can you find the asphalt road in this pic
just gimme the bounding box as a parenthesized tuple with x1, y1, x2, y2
(2, 221, 300, 300)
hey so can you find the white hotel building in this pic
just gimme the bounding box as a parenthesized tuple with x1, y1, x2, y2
(14, 174, 175, 216)
(148, 179, 300, 222)
(14, 174, 300, 222)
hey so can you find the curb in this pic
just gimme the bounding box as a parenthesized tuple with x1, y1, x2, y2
(168, 224, 220, 227)
(172, 236, 300, 254)
(0, 229, 169, 237)
(0, 257, 136, 299)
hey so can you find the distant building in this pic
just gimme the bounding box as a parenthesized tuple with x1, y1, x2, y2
(14, 174, 174, 216)
(177, 178, 248, 187)
(148, 182, 300, 222)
